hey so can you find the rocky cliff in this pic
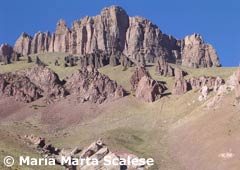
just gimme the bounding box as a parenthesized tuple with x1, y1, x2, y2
(0, 44, 20, 64)
(13, 6, 220, 68)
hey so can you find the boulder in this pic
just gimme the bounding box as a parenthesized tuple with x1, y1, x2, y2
(172, 79, 190, 95)
(130, 67, 150, 90)
(135, 76, 165, 102)
(198, 85, 209, 101)
(172, 67, 190, 95)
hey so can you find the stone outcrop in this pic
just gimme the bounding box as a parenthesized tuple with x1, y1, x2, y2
(49, 19, 70, 53)
(130, 67, 150, 90)
(172, 70, 225, 96)
(135, 76, 166, 102)
(155, 57, 175, 76)
(0, 44, 13, 63)
(189, 76, 224, 91)
(14, 32, 32, 55)
(13, 6, 220, 68)
(14, 32, 51, 55)
(0, 65, 66, 103)
(0, 73, 43, 102)
(130, 67, 166, 102)
(65, 66, 126, 103)
(31, 32, 51, 54)
(172, 79, 190, 95)
(172, 68, 190, 95)
(0, 64, 127, 103)
(23, 65, 67, 101)
(79, 51, 108, 68)
(23, 135, 147, 170)
(0, 44, 21, 64)
(181, 34, 221, 68)
(198, 85, 209, 101)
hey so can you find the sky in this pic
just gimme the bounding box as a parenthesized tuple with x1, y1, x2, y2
(0, 0, 239, 66)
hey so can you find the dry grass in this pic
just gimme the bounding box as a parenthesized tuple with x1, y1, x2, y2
(0, 52, 239, 170)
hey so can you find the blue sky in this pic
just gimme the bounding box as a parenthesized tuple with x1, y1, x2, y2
(0, 0, 239, 66)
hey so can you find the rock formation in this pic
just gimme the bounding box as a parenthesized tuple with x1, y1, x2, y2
(130, 67, 166, 102)
(135, 76, 165, 102)
(0, 63, 127, 103)
(155, 57, 175, 76)
(189, 76, 224, 91)
(198, 85, 209, 101)
(49, 19, 71, 53)
(23, 135, 148, 170)
(23, 65, 67, 102)
(79, 51, 109, 68)
(181, 34, 221, 68)
(13, 6, 220, 68)
(172, 70, 225, 96)
(130, 67, 150, 90)
(0, 65, 66, 103)
(0, 44, 13, 64)
(172, 68, 190, 95)
(0, 73, 43, 102)
(14, 32, 32, 55)
(0, 44, 21, 64)
(31, 32, 51, 54)
(65, 66, 126, 103)
(172, 79, 190, 95)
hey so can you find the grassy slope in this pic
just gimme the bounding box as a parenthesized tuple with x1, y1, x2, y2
(0, 53, 238, 170)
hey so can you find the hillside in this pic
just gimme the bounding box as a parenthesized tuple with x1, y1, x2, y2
(0, 52, 239, 170)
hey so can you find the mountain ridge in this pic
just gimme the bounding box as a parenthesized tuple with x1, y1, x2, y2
(9, 5, 220, 68)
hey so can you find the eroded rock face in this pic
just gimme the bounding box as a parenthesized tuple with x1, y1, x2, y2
(172, 72, 225, 96)
(155, 57, 175, 77)
(172, 79, 190, 95)
(181, 34, 221, 68)
(24, 65, 67, 101)
(49, 19, 70, 53)
(65, 66, 126, 103)
(135, 76, 165, 102)
(14, 32, 32, 55)
(189, 76, 224, 91)
(172, 67, 190, 95)
(130, 67, 150, 90)
(0, 44, 14, 63)
(130, 67, 166, 102)
(31, 32, 51, 54)
(13, 6, 220, 68)
(14, 32, 51, 55)
(0, 73, 43, 102)
(0, 64, 127, 104)
(79, 51, 109, 69)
